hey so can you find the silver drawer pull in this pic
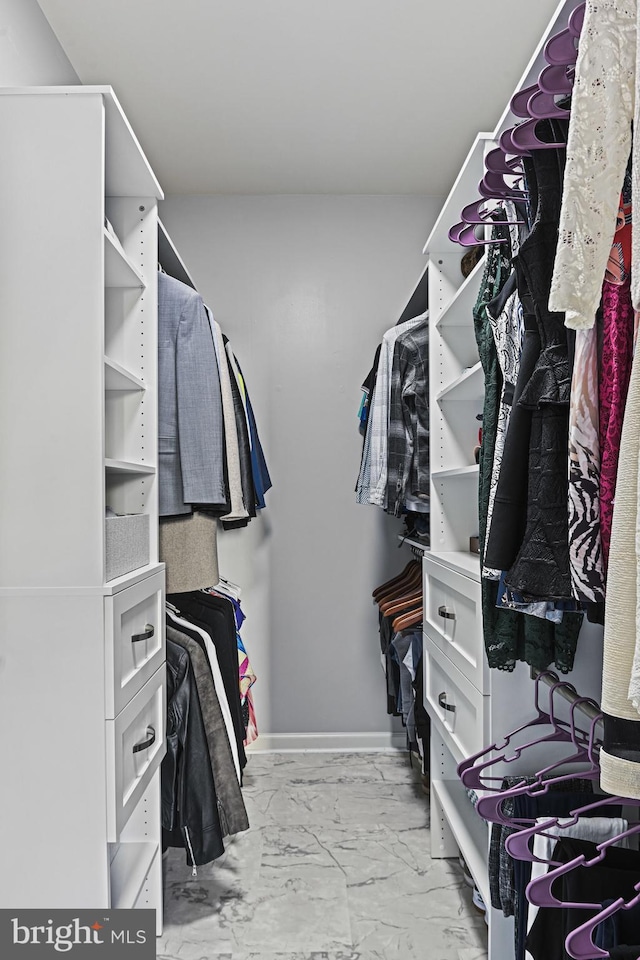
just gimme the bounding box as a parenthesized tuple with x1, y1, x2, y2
(438, 605, 455, 621)
(133, 725, 156, 754)
(438, 692, 456, 713)
(131, 624, 154, 644)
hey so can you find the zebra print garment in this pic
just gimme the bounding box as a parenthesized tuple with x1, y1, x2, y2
(568, 326, 605, 602)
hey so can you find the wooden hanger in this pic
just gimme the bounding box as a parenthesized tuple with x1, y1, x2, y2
(392, 605, 423, 632)
(375, 565, 422, 607)
(372, 560, 417, 601)
(380, 588, 422, 617)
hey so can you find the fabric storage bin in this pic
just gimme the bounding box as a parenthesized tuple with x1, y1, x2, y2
(105, 514, 150, 581)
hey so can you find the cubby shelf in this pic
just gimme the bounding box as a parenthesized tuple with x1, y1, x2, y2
(435, 256, 486, 329)
(105, 357, 146, 392)
(431, 779, 489, 905)
(432, 465, 479, 480)
(109, 841, 159, 909)
(104, 228, 146, 289)
(436, 362, 483, 403)
(105, 459, 155, 476)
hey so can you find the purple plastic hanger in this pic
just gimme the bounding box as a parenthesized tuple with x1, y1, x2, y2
(449, 221, 503, 246)
(499, 127, 531, 159)
(510, 118, 566, 153)
(456, 223, 508, 247)
(460, 200, 495, 225)
(544, 28, 579, 67)
(511, 82, 541, 119)
(503, 703, 608, 864)
(526, 819, 640, 909)
(448, 221, 469, 244)
(457, 671, 567, 783)
(455, 223, 485, 247)
(538, 63, 574, 96)
(460, 199, 526, 227)
(478, 171, 529, 202)
(568, 2, 585, 39)
(464, 680, 585, 797)
(527, 89, 571, 121)
(485, 147, 523, 176)
(475, 696, 600, 826)
(504, 796, 620, 866)
(505, 794, 636, 867)
(565, 882, 640, 960)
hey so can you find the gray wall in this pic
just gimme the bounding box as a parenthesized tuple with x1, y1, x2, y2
(0, 0, 78, 85)
(160, 194, 441, 738)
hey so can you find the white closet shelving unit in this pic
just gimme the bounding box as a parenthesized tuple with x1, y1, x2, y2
(419, 3, 605, 959)
(0, 86, 167, 930)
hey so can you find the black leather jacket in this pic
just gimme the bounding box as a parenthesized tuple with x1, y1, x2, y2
(161, 638, 224, 867)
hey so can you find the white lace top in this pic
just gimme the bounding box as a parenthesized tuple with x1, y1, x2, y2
(548, 0, 636, 330)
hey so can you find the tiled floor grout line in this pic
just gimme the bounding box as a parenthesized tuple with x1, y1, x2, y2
(158, 752, 489, 960)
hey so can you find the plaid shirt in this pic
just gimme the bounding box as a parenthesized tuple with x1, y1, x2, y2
(386, 319, 429, 516)
(367, 315, 424, 507)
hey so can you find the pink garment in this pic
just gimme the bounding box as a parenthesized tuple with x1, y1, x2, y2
(599, 275, 634, 571)
(244, 690, 259, 746)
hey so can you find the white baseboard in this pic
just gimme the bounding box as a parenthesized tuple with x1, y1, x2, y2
(246, 731, 407, 753)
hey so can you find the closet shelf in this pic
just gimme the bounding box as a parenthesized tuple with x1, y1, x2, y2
(104, 357, 146, 392)
(435, 257, 486, 329)
(396, 261, 429, 327)
(105, 459, 155, 476)
(397, 535, 430, 554)
(423, 133, 495, 255)
(432, 465, 479, 480)
(431, 778, 489, 906)
(101, 562, 165, 596)
(436, 362, 483, 403)
(104, 228, 146, 289)
(109, 841, 158, 909)
(429, 550, 480, 582)
(158, 219, 197, 290)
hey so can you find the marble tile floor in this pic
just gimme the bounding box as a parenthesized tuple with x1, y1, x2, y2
(158, 752, 488, 960)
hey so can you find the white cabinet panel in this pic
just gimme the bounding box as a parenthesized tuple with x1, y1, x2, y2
(423, 556, 486, 693)
(105, 570, 165, 718)
(106, 666, 166, 841)
(424, 639, 488, 766)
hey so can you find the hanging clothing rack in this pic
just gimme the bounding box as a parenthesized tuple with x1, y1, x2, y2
(397, 534, 429, 558)
(530, 667, 602, 722)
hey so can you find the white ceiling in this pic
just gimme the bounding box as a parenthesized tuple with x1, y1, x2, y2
(38, 0, 563, 196)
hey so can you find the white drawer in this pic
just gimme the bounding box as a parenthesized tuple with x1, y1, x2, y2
(423, 555, 486, 693)
(105, 571, 165, 718)
(106, 665, 166, 841)
(424, 639, 488, 767)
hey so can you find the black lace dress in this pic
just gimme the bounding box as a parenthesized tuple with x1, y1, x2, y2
(505, 131, 575, 601)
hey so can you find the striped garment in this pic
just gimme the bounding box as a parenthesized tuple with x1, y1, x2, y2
(367, 314, 426, 507)
(386, 319, 429, 516)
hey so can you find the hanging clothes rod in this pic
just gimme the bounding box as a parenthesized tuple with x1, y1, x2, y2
(397, 535, 429, 557)
(530, 667, 602, 722)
